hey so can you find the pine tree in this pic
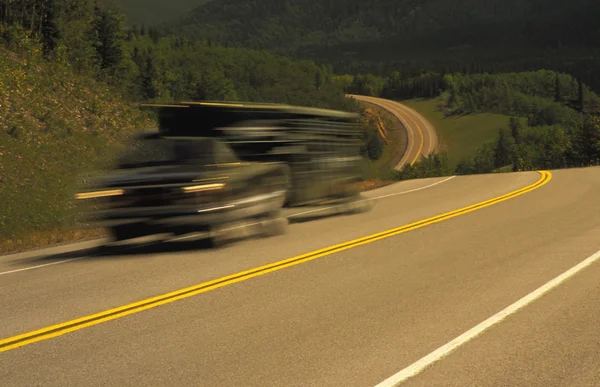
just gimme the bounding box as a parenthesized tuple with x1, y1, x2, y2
(509, 117, 521, 144)
(148, 26, 160, 44)
(578, 78, 585, 113)
(315, 70, 323, 90)
(554, 73, 562, 102)
(93, 1, 125, 73)
(41, 0, 60, 57)
(141, 56, 158, 100)
(494, 128, 515, 168)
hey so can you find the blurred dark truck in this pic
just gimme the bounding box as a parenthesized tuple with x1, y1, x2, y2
(74, 101, 371, 246)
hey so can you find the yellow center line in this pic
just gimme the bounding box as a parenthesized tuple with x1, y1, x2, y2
(407, 106, 436, 155)
(0, 171, 552, 353)
(392, 104, 424, 166)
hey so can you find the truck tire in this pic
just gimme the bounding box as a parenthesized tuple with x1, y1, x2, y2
(207, 223, 231, 248)
(260, 215, 288, 237)
(108, 225, 138, 242)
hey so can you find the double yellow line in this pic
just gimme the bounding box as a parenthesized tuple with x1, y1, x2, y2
(394, 106, 425, 166)
(0, 171, 552, 353)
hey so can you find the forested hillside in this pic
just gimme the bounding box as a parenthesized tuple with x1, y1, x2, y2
(0, 0, 358, 251)
(171, 0, 599, 49)
(0, 0, 353, 108)
(164, 0, 600, 90)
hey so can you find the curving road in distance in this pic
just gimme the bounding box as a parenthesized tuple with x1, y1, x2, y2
(1, 166, 600, 386)
(348, 94, 439, 170)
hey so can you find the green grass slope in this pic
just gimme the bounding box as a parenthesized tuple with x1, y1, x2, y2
(400, 97, 527, 169)
(0, 47, 152, 252)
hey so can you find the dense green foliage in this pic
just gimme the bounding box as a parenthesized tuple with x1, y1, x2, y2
(355, 69, 600, 114)
(105, 0, 212, 26)
(0, 0, 354, 108)
(167, 0, 598, 52)
(162, 0, 600, 91)
(438, 72, 600, 173)
(455, 115, 600, 175)
(124, 32, 354, 110)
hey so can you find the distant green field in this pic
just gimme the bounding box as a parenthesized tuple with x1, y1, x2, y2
(400, 97, 526, 169)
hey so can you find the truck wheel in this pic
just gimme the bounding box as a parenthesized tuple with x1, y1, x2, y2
(207, 223, 239, 248)
(261, 214, 288, 237)
(343, 197, 374, 215)
(108, 225, 137, 242)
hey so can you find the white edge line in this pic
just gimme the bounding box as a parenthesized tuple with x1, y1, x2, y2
(0, 257, 85, 276)
(371, 176, 455, 200)
(374, 248, 600, 387)
(0, 241, 159, 277)
(289, 176, 456, 217)
(0, 176, 456, 276)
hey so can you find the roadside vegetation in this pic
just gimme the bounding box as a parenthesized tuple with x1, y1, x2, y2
(0, 33, 151, 253)
(357, 102, 407, 184)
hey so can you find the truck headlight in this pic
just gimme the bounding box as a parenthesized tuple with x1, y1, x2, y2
(75, 189, 124, 200)
(179, 183, 229, 205)
(181, 183, 225, 193)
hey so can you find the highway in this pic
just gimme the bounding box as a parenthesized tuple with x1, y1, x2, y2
(348, 94, 439, 169)
(1, 167, 600, 386)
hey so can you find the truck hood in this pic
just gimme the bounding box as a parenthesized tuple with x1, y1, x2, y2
(84, 164, 235, 190)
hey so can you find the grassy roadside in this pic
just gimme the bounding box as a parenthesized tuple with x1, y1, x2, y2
(355, 100, 408, 191)
(1, 229, 108, 255)
(360, 101, 408, 174)
(0, 45, 154, 255)
(399, 97, 527, 170)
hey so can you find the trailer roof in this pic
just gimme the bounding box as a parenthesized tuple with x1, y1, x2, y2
(140, 100, 359, 120)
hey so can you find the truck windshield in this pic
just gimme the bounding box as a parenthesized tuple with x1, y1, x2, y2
(117, 136, 238, 169)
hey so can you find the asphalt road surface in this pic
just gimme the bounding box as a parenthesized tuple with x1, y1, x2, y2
(1, 167, 600, 387)
(348, 94, 439, 169)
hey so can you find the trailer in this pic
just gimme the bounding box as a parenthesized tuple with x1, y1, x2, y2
(141, 101, 372, 213)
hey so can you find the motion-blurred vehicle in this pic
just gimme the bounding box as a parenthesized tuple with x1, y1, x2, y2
(74, 132, 290, 246)
(74, 101, 372, 246)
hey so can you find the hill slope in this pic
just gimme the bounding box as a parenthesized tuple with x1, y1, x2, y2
(169, 0, 599, 53)
(0, 46, 152, 246)
(164, 0, 600, 84)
